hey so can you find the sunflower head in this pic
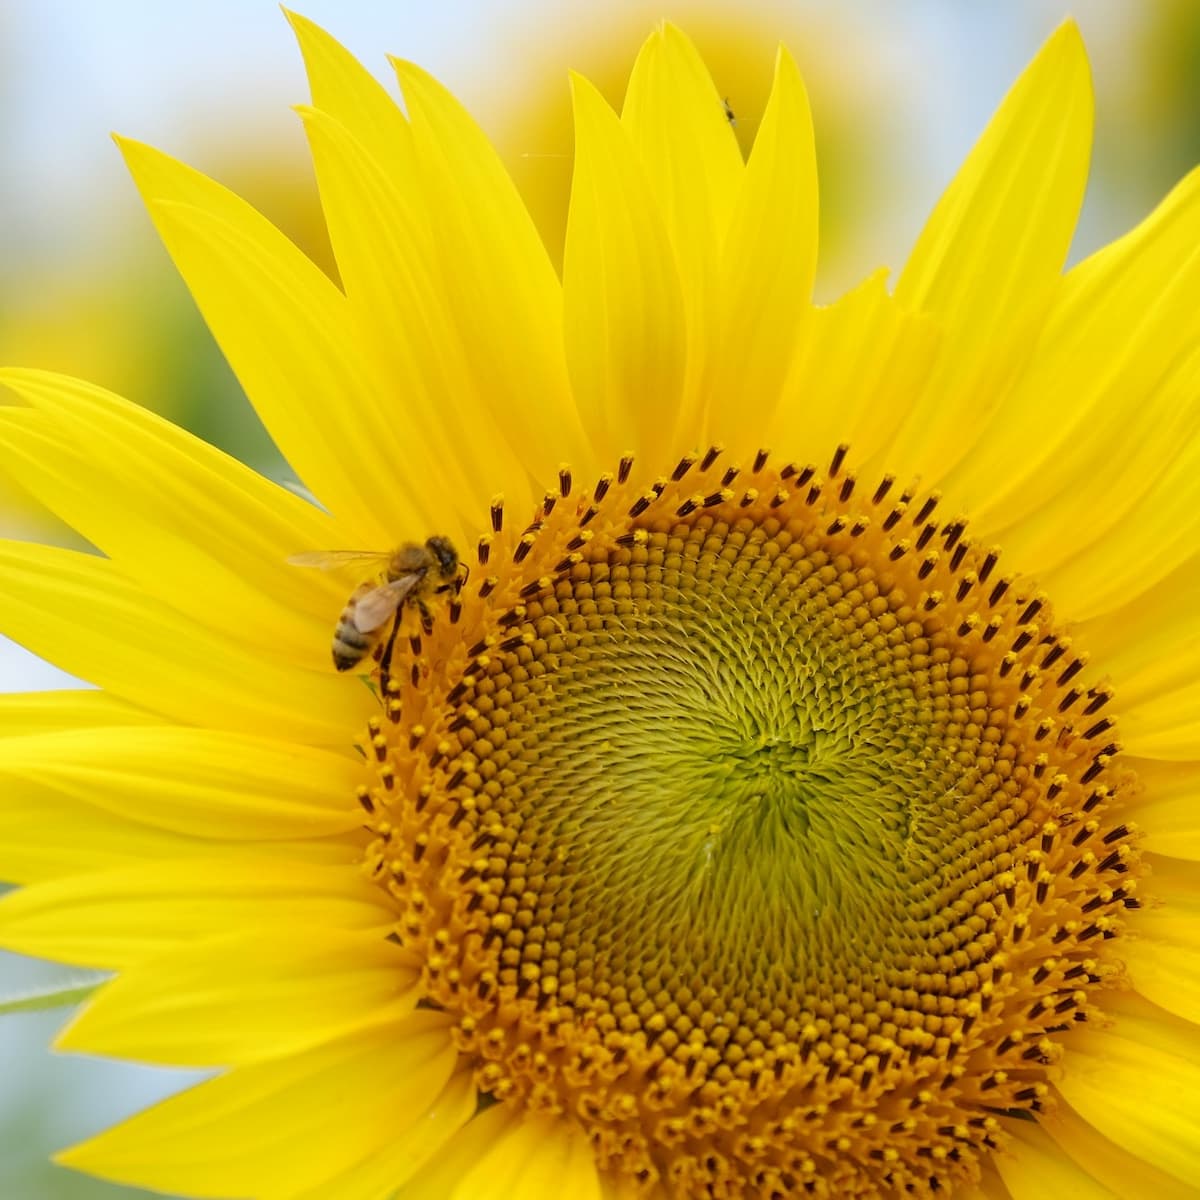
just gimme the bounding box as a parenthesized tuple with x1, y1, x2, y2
(0, 11, 1198, 1200)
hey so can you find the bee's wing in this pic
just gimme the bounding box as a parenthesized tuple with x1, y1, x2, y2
(288, 550, 390, 571)
(352, 574, 421, 633)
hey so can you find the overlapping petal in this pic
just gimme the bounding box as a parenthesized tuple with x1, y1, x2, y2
(58, 930, 419, 1067)
(0, 369, 348, 667)
(564, 73, 688, 465)
(0, 540, 370, 743)
(58, 1012, 459, 1200)
(0, 859, 393, 969)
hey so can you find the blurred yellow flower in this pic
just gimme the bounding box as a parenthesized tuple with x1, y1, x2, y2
(1, 12, 1198, 1199)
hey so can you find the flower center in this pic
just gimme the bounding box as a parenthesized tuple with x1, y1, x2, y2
(356, 448, 1140, 1198)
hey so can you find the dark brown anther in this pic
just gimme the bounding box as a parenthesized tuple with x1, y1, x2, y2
(753, 448, 769, 472)
(829, 443, 849, 476)
(672, 454, 697, 482)
(914, 494, 938, 524)
(942, 520, 966, 550)
(882, 508, 904, 532)
(1057, 658, 1085, 686)
(1083, 718, 1113, 741)
(477, 537, 491, 565)
(542, 492, 556, 516)
(676, 497, 699, 517)
(1018, 597, 1044, 624)
(720, 466, 739, 487)
(915, 523, 936, 551)
(979, 550, 999, 583)
(593, 473, 611, 502)
(559, 466, 573, 496)
(839, 474, 856, 502)
(579, 505, 599, 526)
(872, 475, 895, 504)
(478, 577, 496, 598)
(701, 445, 722, 471)
(1041, 641, 1065, 669)
(988, 578, 1011, 607)
(629, 494, 653, 517)
(617, 455, 634, 483)
(490, 500, 504, 532)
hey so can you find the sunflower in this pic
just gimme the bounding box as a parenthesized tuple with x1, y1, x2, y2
(1, 12, 1198, 1200)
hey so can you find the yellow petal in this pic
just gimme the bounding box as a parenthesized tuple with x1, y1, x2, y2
(57, 1012, 457, 1200)
(0, 859, 394, 969)
(896, 20, 1091, 324)
(285, 9, 413, 180)
(400, 1101, 520, 1199)
(1057, 1001, 1200, 1188)
(0, 539, 371, 745)
(563, 72, 688, 466)
(1073, 551, 1200, 721)
(1121, 853, 1200, 1025)
(707, 45, 817, 452)
(947, 168, 1200, 552)
(295, 1069, 476, 1200)
(769, 271, 940, 472)
(1120, 676, 1200, 761)
(294, 105, 494, 534)
(446, 1111, 601, 1200)
(0, 690, 153, 738)
(622, 22, 743, 394)
(117, 137, 400, 544)
(392, 58, 591, 484)
(0, 371, 349, 670)
(0, 724, 360, 838)
(1041, 1087, 1200, 1200)
(1008, 351, 1200, 626)
(1126, 758, 1200, 860)
(0, 782, 356, 886)
(888, 21, 1092, 480)
(288, 13, 583, 502)
(997, 1119, 1118, 1199)
(59, 929, 419, 1067)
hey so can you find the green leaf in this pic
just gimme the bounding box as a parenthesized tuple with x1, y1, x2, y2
(0, 973, 109, 1016)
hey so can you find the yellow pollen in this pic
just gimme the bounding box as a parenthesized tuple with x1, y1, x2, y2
(354, 447, 1141, 1198)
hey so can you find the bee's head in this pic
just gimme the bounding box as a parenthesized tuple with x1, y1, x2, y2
(425, 536, 459, 580)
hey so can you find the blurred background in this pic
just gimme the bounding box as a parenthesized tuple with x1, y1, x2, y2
(1, 0, 1197, 1195)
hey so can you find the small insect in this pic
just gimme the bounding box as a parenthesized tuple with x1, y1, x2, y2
(723, 96, 736, 126)
(289, 537, 461, 673)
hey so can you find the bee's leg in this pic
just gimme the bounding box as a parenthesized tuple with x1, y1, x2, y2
(418, 600, 435, 637)
(378, 608, 404, 699)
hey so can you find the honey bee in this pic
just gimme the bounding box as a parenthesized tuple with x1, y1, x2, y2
(289, 536, 461, 672)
